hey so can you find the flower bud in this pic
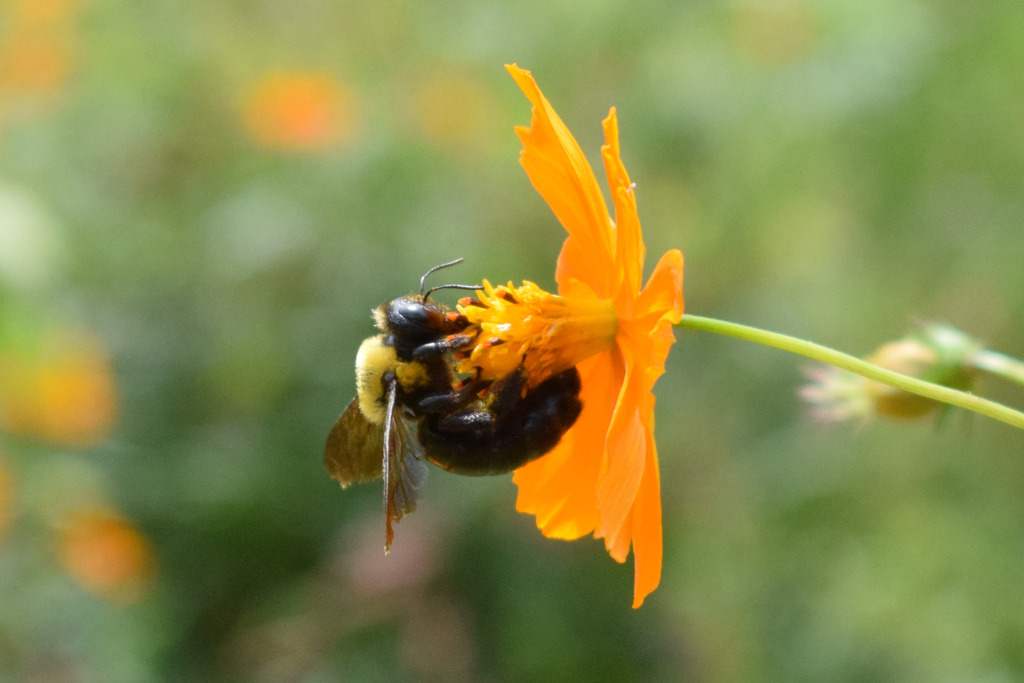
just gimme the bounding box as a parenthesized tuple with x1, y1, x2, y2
(801, 323, 981, 422)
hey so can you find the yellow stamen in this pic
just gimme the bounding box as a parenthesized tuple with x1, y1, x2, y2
(456, 280, 618, 385)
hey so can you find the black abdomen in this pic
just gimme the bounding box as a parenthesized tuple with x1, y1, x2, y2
(421, 368, 583, 476)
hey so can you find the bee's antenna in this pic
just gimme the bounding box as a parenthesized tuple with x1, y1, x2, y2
(420, 258, 465, 295)
(423, 283, 481, 301)
(419, 258, 480, 301)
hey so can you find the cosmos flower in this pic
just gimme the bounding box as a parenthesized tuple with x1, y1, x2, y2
(241, 70, 358, 150)
(458, 65, 684, 607)
(0, 328, 118, 448)
(57, 506, 155, 603)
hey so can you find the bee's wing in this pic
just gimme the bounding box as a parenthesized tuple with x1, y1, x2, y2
(324, 398, 385, 486)
(382, 378, 428, 552)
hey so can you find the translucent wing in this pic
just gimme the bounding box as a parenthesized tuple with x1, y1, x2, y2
(324, 386, 428, 552)
(382, 378, 428, 552)
(324, 398, 384, 486)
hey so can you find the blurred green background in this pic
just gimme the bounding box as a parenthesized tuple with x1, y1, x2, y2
(2, 0, 1024, 680)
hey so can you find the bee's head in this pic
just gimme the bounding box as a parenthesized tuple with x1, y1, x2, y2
(373, 296, 467, 360)
(374, 296, 442, 335)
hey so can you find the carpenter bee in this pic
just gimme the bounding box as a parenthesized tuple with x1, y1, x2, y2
(324, 259, 582, 550)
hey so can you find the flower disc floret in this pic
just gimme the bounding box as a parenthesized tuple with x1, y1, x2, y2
(456, 280, 618, 386)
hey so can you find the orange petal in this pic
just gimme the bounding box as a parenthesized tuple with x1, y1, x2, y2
(513, 353, 618, 539)
(603, 505, 634, 564)
(513, 426, 597, 540)
(505, 64, 616, 297)
(630, 413, 663, 608)
(594, 345, 646, 550)
(555, 237, 602, 301)
(637, 248, 684, 323)
(633, 248, 685, 386)
(601, 109, 645, 303)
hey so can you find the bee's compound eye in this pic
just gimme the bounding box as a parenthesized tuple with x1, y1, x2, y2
(394, 301, 427, 321)
(392, 300, 444, 328)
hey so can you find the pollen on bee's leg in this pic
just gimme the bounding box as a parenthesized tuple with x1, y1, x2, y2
(443, 333, 475, 351)
(455, 365, 480, 387)
(478, 337, 506, 350)
(445, 312, 467, 324)
(453, 370, 492, 400)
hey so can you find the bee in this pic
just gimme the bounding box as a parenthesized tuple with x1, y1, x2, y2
(324, 259, 582, 550)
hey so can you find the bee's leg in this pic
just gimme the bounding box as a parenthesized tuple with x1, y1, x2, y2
(411, 333, 475, 360)
(433, 409, 496, 432)
(481, 365, 527, 415)
(431, 367, 527, 433)
(415, 371, 492, 414)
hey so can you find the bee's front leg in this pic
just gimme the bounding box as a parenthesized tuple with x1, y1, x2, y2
(411, 333, 475, 361)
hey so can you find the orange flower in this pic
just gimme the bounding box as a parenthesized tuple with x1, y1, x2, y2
(0, 26, 74, 94)
(241, 70, 359, 150)
(8, 0, 80, 24)
(465, 65, 684, 607)
(0, 329, 118, 448)
(57, 507, 155, 603)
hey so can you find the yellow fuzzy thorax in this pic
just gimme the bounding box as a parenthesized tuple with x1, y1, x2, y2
(354, 335, 429, 424)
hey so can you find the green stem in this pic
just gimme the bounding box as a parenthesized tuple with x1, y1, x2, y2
(971, 349, 1024, 389)
(677, 314, 1024, 431)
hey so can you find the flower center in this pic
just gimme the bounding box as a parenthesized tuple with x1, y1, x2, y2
(455, 280, 618, 385)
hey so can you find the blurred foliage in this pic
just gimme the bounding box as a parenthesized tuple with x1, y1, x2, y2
(1, 0, 1024, 681)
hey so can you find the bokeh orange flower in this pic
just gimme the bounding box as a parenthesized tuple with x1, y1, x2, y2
(57, 507, 155, 603)
(241, 70, 359, 150)
(489, 65, 684, 607)
(0, 27, 74, 94)
(0, 0, 80, 104)
(7, 0, 79, 24)
(0, 329, 118, 447)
